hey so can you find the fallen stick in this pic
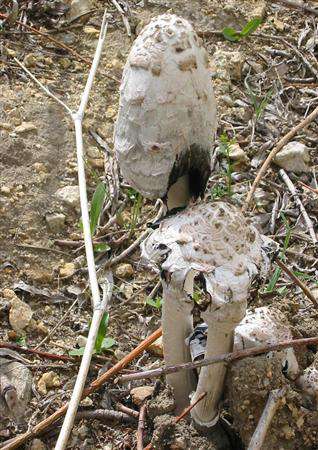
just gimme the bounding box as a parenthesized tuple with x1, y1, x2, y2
(299, 181, 318, 195)
(119, 335, 318, 383)
(243, 104, 318, 211)
(247, 387, 287, 450)
(0, 342, 74, 362)
(137, 404, 146, 450)
(279, 169, 317, 244)
(1, 327, 162, 450)
(175, 392, 207, 423)
(275, 258, 318, 309)
(76, 408, 136, 424)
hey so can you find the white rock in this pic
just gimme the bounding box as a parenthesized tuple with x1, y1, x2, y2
(212, 50, 244, 81)
(14, 122, 37, 134)
(229, 143, 249, 165)
(59, 262, 76, 278)
(5, 289, 33, 333)
(274, 141, 310, 173)
(55, 185, 80, 208)
(37, 371, 61, 395)
(1, 186, 11, 195)
(115, 263, 134, 279)
(45, 213, 66, 232)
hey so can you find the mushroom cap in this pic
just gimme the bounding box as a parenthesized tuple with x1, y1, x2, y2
(234, 306, 299, 380)
(297, 358, 318, 408)
(141, 202, 268, 311)
(114, 14, 217, 200)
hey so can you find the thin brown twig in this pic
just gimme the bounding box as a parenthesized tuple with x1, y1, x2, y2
(119, 335, 318, 383)
(1, 327, 162, 450)
(243, 104, 318, 211)
(275, 258, 318, 309)
(76, 408, 136, 424)
(116, 403, 139, 419)
(0, 342, 74, 362)
(299, 181, 318, 195)
(175, 392, 207, 423)
(137, 404, 146, 450)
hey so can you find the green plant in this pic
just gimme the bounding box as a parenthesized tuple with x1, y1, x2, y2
(15, 336, 26, 346)
(79, 181, 108, 236)
(211, 184, 227, 200)
(219, 133, 234, 197)
(145, 296, 163, 309)
(69, 312, 116, 356)
(223, 18, 262, 42)
(246, 83, 273, 121)
(266, 214, 291, 293)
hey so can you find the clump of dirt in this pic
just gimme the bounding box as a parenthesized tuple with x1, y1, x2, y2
(226, 353, 318, 449)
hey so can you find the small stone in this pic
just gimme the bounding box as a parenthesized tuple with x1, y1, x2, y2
(1, 186, 11, 195)
(89, 158, 104, 169)
(87, 146, 101, 159)
(7, 330, 18, 340)
(229, 143, 249, 167)
(147, 336, 163, 357)
(212, 50, 244, 81)
(274, 141, 310, 173)
(33, 162, 47, 173)
(35, 321, 49, 336)
(68, 0, 92, 23)
(30, 439, 46, 450)
(84, 26, 100, 35)
(59, 58, 72, 69)
(37, 371, 61, 395)
(23, 53, 37, 68)
(14, 122, 37, 134)
(7, 290, 33, 333)
(76, 335, 88, 347)
(80, 396, 93, 407)
(46, 213, 66, 232)
(115, 263, 134, 279)
(59, 262, 76, 278)
(77, 424, 89, 440)
(55, 185, 80, 208)
(251, 2, 266, 19)
(130, 385, 154, 406)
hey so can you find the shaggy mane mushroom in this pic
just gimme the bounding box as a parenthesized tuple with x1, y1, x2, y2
(114, 14, 217, 211)
(141, 202, 270, 426)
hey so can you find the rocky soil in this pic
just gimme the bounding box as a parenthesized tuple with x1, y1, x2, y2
(0, 0, 317, 448)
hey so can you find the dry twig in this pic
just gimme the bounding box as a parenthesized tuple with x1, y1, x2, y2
(119, 335, 318, 382)
(247, 387, 287, 450)
(279, 169, 317, 244)
(273, 0, 318, 17)
(136, 404, 146, 450)
(175, 392, 207, 423)
(76, 408, 136, 424)
(243, 105, 318, 211)
(275, 258, 318, 309)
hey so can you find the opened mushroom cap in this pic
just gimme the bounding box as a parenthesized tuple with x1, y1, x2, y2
(141, 202, 268, 308)
(114, 14, 216, 200)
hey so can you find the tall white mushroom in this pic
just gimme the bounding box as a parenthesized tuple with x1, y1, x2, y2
(114, 14, 216, 211)
(141, 202, 270, 424)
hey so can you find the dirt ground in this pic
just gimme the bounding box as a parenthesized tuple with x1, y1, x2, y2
(0, 0, 318, 448)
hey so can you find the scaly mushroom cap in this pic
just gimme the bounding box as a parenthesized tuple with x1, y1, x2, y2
(141, 202, 267, 305)
(297, 358, 318, 408)
(234, 306, 299, 380)
(114, 14, 217, 200)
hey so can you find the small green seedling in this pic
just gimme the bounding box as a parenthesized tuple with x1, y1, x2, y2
(219, 133, 234, 197)
(246, 83, 273, 121)
(145, 296, 163, 309)
(266, 214, 291, 293)
(223, 18, 262, 42)
(211, 184, 227, 200)
(90, 182, 107, 234)
(69, 312, 116, 356)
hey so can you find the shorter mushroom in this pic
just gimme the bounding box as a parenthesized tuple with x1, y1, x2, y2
(234, 306, 300, 380)
(296, 357, 318, 409)
(141, 201, 271, 425)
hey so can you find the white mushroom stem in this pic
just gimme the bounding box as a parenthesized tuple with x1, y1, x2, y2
(162, 280, 196, 413)
(191, 305, 241, 427)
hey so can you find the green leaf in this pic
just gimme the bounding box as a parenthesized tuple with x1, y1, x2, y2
(93, 243, 111, 253)
(101, 337, 116, 350)
(222, 27, 240, 42)
(240, 18, 262, 37)
(95, 312, 109, 354)
(69, 347, 86, 356)
(90, 182, 107, 235)
(145, 296, 162, 309)
(266, 267, 282, 293)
